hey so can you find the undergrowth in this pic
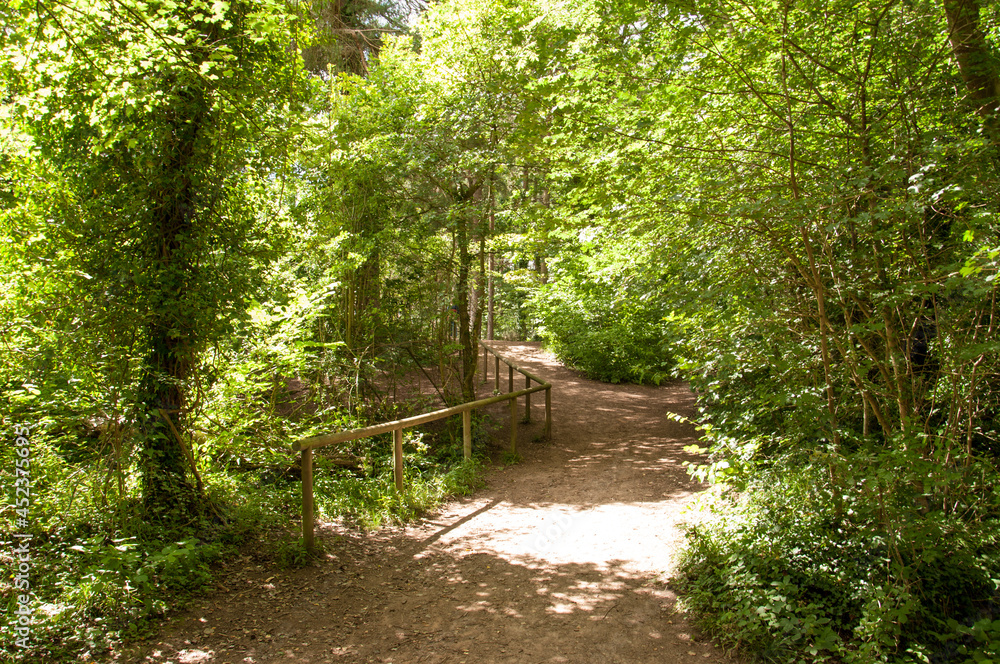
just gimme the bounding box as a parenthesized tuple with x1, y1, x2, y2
(0, 416, 490, 663)
(529, 230, 676, 385)
(675, 452, 1000, 664)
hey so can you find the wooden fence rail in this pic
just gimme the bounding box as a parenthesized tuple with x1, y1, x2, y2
(291, 341, 552, 550)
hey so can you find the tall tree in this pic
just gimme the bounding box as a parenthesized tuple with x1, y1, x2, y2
(3, 0, 303, 516)
(526, 0, 1000, 655)
(300, 0, 422, 75)
(944, 0, 1000, 148)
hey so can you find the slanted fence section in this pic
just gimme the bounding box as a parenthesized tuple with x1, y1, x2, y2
(291, 340, 552, 550)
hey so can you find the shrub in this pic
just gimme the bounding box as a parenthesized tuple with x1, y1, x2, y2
(675, 452, 1000, 664)
(530, 231, 674, 384)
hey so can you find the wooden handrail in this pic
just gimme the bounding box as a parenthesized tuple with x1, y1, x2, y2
(480, 340, 548, 386)
(292, 340, 552, 550)
(292, 384, 547, 451)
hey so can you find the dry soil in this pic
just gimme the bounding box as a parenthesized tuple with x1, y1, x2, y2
(127, 341, 736, 664)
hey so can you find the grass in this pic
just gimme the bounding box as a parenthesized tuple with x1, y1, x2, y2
(0, 422, 490, 663)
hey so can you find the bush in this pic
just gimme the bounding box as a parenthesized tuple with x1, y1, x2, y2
(675, 452, 1000, 664)
(0, 533, 219, 662)
(530, 231, 674, 384)
(0, 402, 489, 663)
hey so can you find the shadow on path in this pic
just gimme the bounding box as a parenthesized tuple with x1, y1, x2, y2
(133, 342, 735, 664)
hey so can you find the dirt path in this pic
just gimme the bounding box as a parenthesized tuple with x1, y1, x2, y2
(131, 342, 734, 664)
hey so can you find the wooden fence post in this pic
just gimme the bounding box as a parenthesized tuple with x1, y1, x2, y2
(302, 447, 314, 551)
(524, 374, 531, 422)
(393, 428, 404, 491)
(293, 350, 554, 551)
(545, 387, 552, 439)
(483, 346, 488, 382)
(463, 409, 472, 460)
(509, 397, 517, 454)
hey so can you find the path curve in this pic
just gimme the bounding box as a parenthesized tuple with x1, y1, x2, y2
(134, 342, 734, 664)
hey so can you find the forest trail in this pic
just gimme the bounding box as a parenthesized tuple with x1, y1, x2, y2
(132, 342, 736, 664)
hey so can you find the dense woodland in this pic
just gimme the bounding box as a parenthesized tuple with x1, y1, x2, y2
(2, 0, 999, 661)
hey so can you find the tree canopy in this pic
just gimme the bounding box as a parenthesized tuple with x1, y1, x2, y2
(2, 0, 999, 660)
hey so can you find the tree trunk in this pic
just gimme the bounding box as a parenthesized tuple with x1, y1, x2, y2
(456, 213, 477, 402)
(137, 85, 208, 517)
(473, 235, 486, 353)
(487, 174, 495, 340)
(944, 0, 1000, 148)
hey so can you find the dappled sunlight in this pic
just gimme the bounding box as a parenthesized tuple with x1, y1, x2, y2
(133, 342, 730, 664)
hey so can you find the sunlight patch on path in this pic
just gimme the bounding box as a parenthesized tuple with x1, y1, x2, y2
(413, 497, 699, 577)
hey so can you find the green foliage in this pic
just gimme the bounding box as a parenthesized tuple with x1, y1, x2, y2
(1, 0, 308, 515)
(0, 533, 219, 661)
(677, 454, 1000, 664)
(531, 229, 674, 384)
(500, 451, 523, 466)
(272, 534, 317, 568)
(4, 0, 1000, 662)
(940, 618, 1000, 664)
(313, 435, 486, 530)
(522, 0, 1000, 661)
(0, 418, 488, 662)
